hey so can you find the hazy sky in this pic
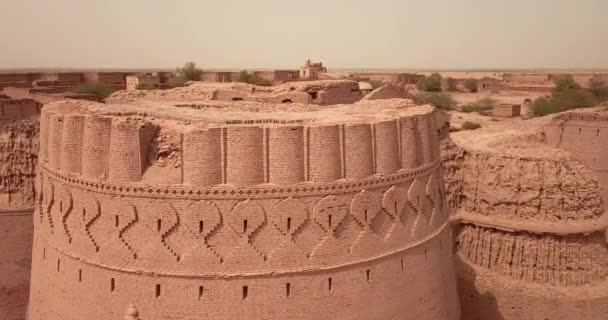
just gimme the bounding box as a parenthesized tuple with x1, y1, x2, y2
(0, 0, 606, 70)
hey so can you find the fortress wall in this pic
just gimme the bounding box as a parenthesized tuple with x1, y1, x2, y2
(456, 224, 608, 287)
(362, 84, 409, 100)
(442, 115, 608, 320)
(29, 227, 456, 320)
(314, 82, 362, 106)
(81, 116, 112, 180)
(543, 113, 608, 207)
(373, 120, 400, 175)
(267, 126, 305, 184)
(442, 139, 603, 224)
(457, 256, 608, 320)
(502, 73, 551, 85)
(182, 128, 222, 186)
(212, 89, 250, 102)
(0, 99, 42, 126)
(29, 102, 458, 320)
(0, 99, 41, 320)
(268, 92, 312, 104)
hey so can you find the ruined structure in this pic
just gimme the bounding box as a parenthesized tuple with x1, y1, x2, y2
(361, 83, 409, 101)
(300, 60, 327, 79)
(350, 73, 422, 85)
(28, 99, 459, 320)
(108, 80, 363, 106)
(0, 98, 41, 320)
(492, 103, 521, 118)
(442, 107, 608, 320)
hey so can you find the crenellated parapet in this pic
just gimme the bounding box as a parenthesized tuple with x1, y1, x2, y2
(29, 100, 459, 320)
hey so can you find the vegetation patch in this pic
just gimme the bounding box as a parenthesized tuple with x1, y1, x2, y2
(530, 75, 608, 116)
(71, 83, 113, 100)
(462, 121, 482, 130)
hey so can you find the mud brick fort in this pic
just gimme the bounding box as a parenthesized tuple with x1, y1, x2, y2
(2, 64, 608, 319)
(442, 105, 608, 320)
(27, 99, 458, 319)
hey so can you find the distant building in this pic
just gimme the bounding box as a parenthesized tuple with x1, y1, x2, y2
(300, 60, 327, 79)
(492, 104, 521, 118)
(126, 72, 179, 91)
(359, 82, 374, 94)
(351, 73, 422, 85)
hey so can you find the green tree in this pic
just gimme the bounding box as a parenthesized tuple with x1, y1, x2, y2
(238, 70, 271, 86)
(446, 77, 457, 91)
(589, 79, 608, 101)
(464, 78, 479, 93)
(71, 83, 113, 101)
(418, 92, 456, 110)
(552, 74, 581, 93)
(176, 61, 203, 81)
(416, 73, 443, 92)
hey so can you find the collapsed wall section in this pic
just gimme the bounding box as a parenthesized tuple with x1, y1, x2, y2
(442, 111, 608, 320)
(29, 100, 459, 320)
(0, 98, 41, 320)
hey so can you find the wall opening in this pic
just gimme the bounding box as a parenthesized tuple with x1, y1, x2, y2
(286, 283, 291, 297)
(82, 208, 86, 220)
(328, 278, 333, 292)
(43, 248, 46, 260)
(199, 286, 204, 300)
(156, 284, 161, 298)
(308, 91, 318, 99)
(57, 259, 60, 271)
(287, 217, 292, 231)
(232, 97, 244, 101)
(366, 269, 371, 282)
(242, 286, 248, 300)
(60, 201, 63, 212)
(111, 278, 115, 292)
(281, 99, 292, 103)
(115, 215, 119, 227)
(199, 221, 204, 233)
(78, 269, 82, 282)
(401, 259, 404, 271)
(328, 214, 332, 228)
(243, 220, 248, 233)
(157, 219, 162, 232)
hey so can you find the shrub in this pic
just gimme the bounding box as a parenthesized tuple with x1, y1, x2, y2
(529, 75, 601, 116)
(552, 74, 581, 93)
(71, 83, 113, 100)
(460, 97, 496, 113)
(416, 73, 442, 92)
(418, 92, 456, 110)
(446, 77, 457, 91)
(464, 78, 479, 93)
(176, 61, 203, 81)
(462, 121, 482, 130)
(136, 83, 157, 90)
(238, 70, 272, 86)
(530, 89, 597, 116)
(589, 79, 608, 101)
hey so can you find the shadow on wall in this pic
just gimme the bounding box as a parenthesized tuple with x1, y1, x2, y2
(456, 257, 506, 320)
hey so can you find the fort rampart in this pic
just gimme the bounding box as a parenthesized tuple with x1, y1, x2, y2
(28, 100, 459, 320)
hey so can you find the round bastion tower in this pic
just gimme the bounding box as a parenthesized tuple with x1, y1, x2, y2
(28, 100, 459, 320)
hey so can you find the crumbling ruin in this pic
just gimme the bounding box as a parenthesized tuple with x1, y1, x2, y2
(28, 99, 459, 320)
(108, 79, 363, 106)
(361, 83, 410, 101)
(0, 98, 41, 320)
(442, 106, 608, 320)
